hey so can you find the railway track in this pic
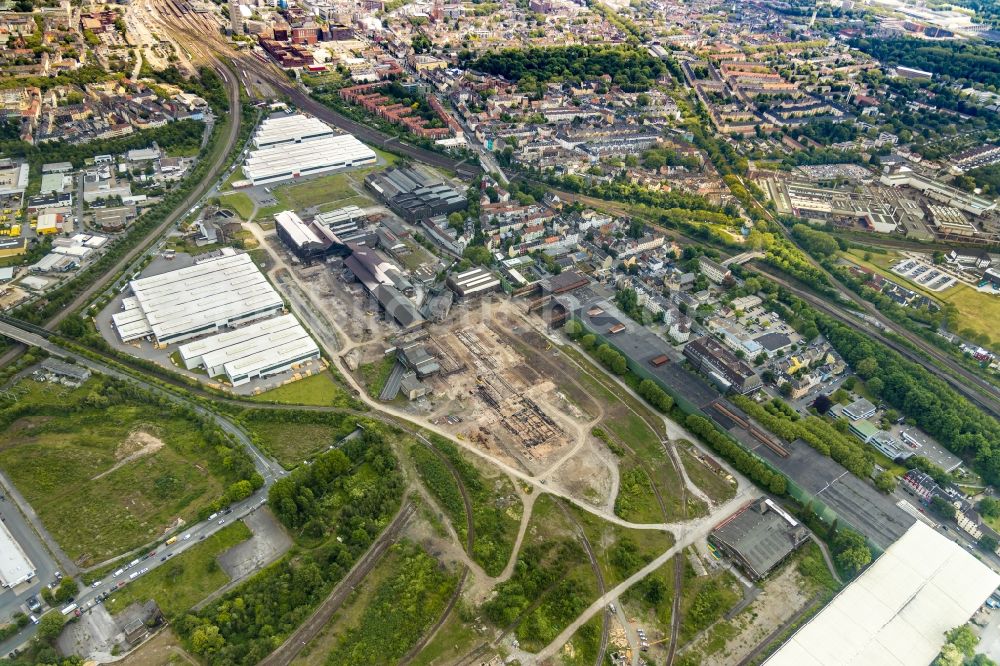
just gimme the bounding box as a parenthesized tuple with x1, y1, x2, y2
(258, 500, 417, 666)
(558, 502, 609, 666)
(756, 266, 1000, 419)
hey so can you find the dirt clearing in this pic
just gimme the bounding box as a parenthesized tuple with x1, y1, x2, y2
(92, 428, 165, 481)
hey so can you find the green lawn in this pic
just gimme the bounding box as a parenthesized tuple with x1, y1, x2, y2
(251, 370, 355, 407)
(677, 441, 737, 505)
(316, 194, 374, 214)
(0, 379, 235, 565)
(104, 522, 253, 618)
(218, 192, 255, 220)
(266, 169, 377, 214)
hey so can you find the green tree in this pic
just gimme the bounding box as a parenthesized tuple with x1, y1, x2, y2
(832, 529, 872, 576)
(874, 471, 897, 493)
(944, 624, 978, 657)
(35, 613, 66, 643)
(191, 624, 225, 654)
(563, 319, 583, 339)
(931, 495, 957, 520)
(856, 356, 878, 379)
(978, 497, 1000, 518)
(53, 577, 77, 603)
(980, 534, 998, 553)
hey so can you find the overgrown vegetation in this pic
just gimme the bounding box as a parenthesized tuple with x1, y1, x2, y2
(177, 426, 404, 663)
(428, 435, 521, 577)
(241, 408, 359, 467)
(321, 541, 458, 663)
(0, 377, 262, 564)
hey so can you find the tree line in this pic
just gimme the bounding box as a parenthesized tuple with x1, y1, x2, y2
(779, 291, 1000, 485)
(177, 428, 404, 664)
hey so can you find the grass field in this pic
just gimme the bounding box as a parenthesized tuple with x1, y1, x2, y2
(677, 441, 737, 505)
(407, 603, 478, 666)
(251, 370, 355, 407)
(0, 380, 235, 564)
(218, 192, 255, 220)
(939, 283, 1000, 345)
(316, 195, 373, 214)
(569, 504, 673, 587)
(621, 557, 677, 650)
(104, 522, 252, 617)
(561, 613, 604, 666)
(243, 410, 359, 468)
(556, 345, 707, 522)
(677, 558, 741, 645)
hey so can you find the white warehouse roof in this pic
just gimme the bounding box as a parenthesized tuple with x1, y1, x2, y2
(113, 253, 283, 344)
(175, 314, 320, 386)
(0, 520, 33, 588)
(765, 521, 1000, 666)
(253, 114, 337, 149)
(178, 313, 302, 369)
(242, 134, 376, 185)
(275, 210, 323, 247)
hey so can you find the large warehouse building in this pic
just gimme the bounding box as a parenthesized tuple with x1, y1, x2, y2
(365, 167, 467, 222)
(177, 314, 319, 386)
(766, 521, 1000, 666)
(112, 252, 284, 344)
(242, 114, 376, 186)
(710, 498, 809, 580)
(0, 522, 34, 589)
(253, 114, 336, 149)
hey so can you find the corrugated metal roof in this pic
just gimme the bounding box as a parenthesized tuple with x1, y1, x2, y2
(766, 521, 1000, 666)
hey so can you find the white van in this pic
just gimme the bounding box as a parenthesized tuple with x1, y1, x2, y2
(29, 615, 38, 625)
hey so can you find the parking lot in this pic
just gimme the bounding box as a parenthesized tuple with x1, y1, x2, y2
(891, 258, 957, 292)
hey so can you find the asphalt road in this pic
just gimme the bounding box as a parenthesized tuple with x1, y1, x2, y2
(0, 320, 288, 651)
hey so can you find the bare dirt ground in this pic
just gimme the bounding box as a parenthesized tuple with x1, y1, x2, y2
(549, 435, 615, 508)
(682, 559, 814, 666)
(92, 429, 165, 481)
(218, 508, 292, 581)
(114, 627, 198, 666)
